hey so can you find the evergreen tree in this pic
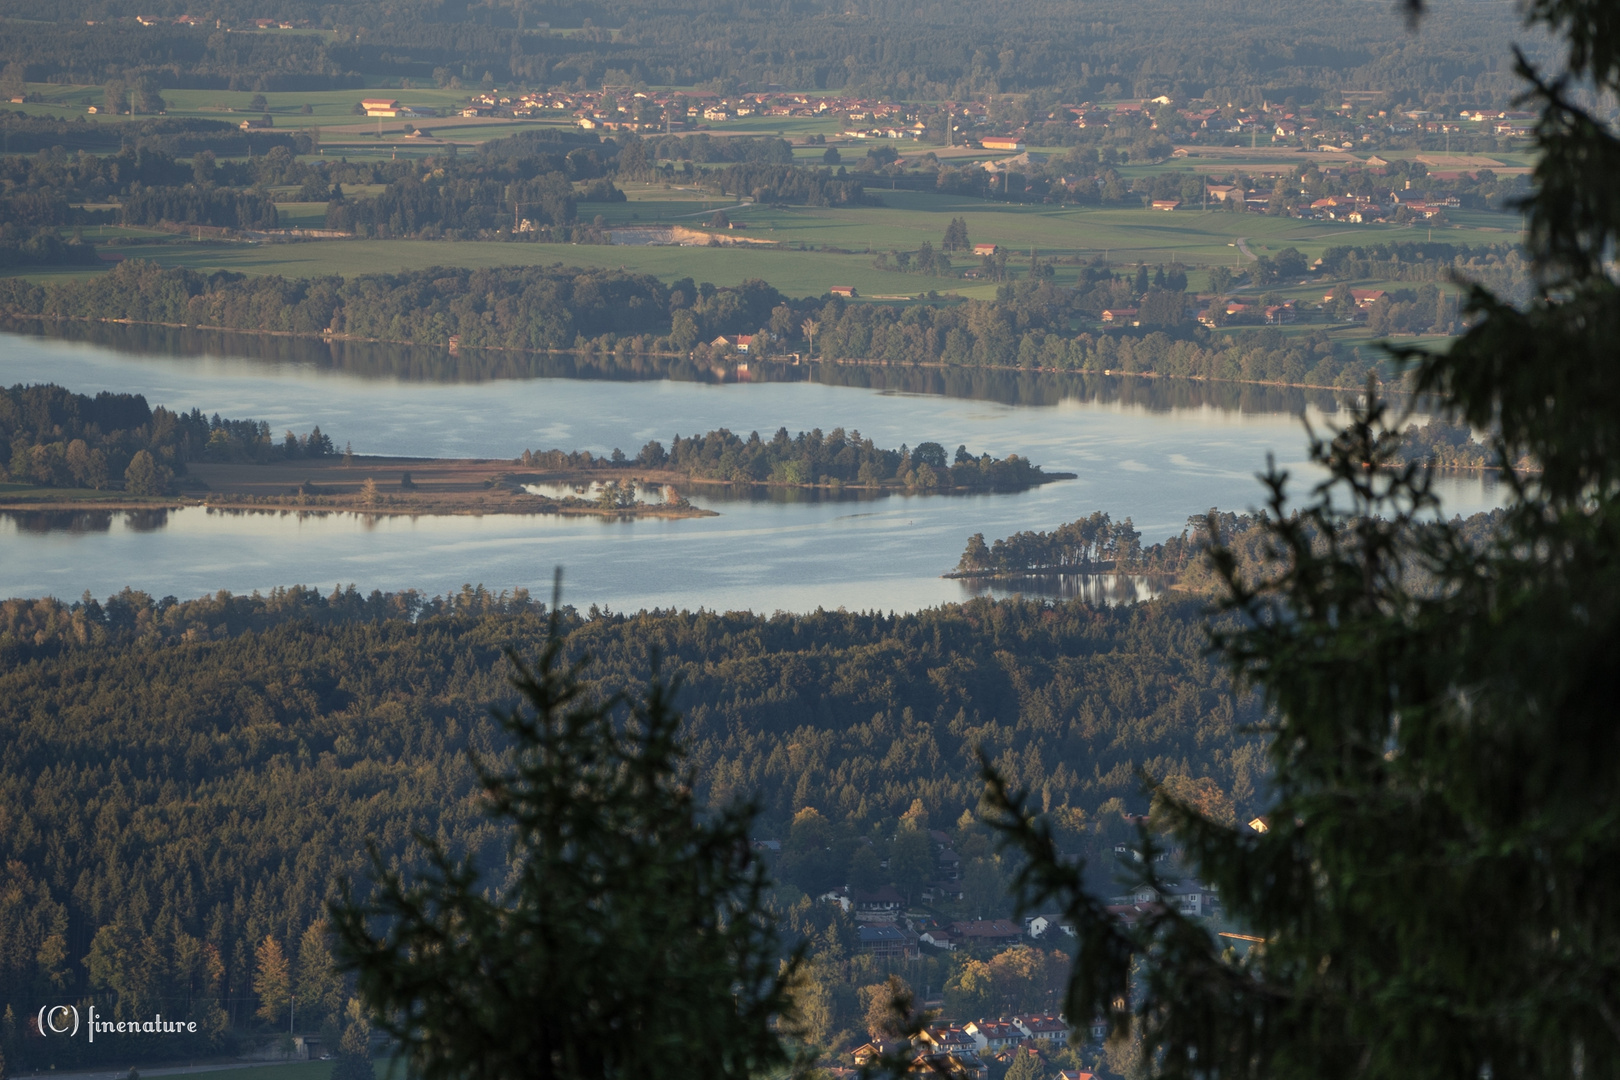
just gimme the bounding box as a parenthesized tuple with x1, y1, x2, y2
(1004, 1049, 1043, 1080)
(986, 7, 1620, 1080)
(329, 999, 373, 1080)
(295, 921, 343, 1029)
(254, 937, 291, 1026)
(329, 598, 801, 1080)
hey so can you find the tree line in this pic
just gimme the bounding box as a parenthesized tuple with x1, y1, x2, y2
(0, 132, 624, 239)
(708, 162, 877, 208)
(958, 505, 1512, 593)
(0, 111, 306, 157)
(121, 185, 281, 230)
(541, 426, 1065, 490)
(1, 382, 339, 494)
(0, 259, 1388, 390)
(808, 294, 1376, 388)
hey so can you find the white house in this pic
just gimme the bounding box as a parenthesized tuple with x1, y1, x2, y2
(964, 1020, 1025, 1052)
(1011, 1015, 1069, 1046)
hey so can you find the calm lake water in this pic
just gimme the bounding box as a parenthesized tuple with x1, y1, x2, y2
(0, 324, 1505, 612)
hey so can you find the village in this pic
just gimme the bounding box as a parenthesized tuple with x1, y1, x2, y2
(751, 825, 1229, 1080)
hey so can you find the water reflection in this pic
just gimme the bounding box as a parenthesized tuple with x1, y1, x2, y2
(0, 324, 1506, 612)
(0, 317, 1357, 416)
(4, 508, 171, 534)
(958, 572, 1169, 605)
(9, 509, 116, 534)
(124, 508, 171, 532)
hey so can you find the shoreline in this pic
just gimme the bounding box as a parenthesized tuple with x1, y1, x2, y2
(0, 312, 1399, 395)
(0, 455, 1073, 516)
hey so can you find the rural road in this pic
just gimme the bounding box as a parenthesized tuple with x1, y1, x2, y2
(672, 202, 754, 219)
(1234, 237, 1257, 260)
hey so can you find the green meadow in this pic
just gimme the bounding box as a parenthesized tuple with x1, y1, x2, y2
(27, 184, 1518, 307)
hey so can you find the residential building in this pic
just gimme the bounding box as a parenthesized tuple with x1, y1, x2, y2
(1023, 912, 1074, 940)
(919, 1025, 979, 1057)
(853, 1039, 910, 1066)
(858, 922, 919, 959)
(964, 1020, 1025, 1052)
(949, 919, 1023, 947)
(1161, 881, 1219, 917)
(1318, 288, 1387, 308)
(1011, 1015, 1069, 1046)
(852, 884, 905, 922)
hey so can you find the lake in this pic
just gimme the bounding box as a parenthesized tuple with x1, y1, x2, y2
(0, 324, 1505, 612)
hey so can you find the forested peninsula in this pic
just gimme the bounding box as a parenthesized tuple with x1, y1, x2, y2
(0, 382, 709, 517)
(3, 384, 1063, 518)
(955, 505, 1510, 589)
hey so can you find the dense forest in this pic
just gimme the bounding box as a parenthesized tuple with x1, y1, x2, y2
(1, 382, 340, 493)
(0, 586, 1260, 1067)
(120, 185, 280, 229)
(708, 161, 877, 208)
(0, 111, 306, 156)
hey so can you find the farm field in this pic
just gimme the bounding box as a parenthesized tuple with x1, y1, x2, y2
(604, 187, 1515, 265)
(17, 181, 1523, 307)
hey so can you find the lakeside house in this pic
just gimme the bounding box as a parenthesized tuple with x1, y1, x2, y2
(711, 334, 756, 353)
